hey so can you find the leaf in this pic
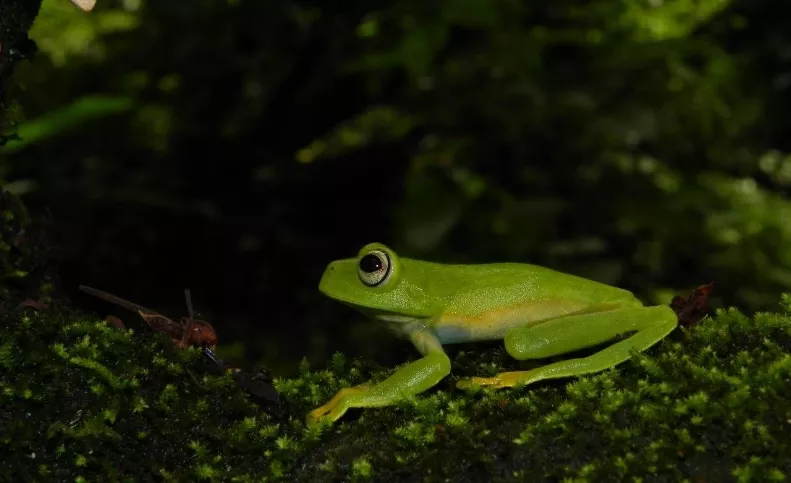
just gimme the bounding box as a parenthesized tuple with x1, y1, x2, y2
(671, 282, 715, 328)
(0, 95, 133, 154)
(398, 25, 449, 80)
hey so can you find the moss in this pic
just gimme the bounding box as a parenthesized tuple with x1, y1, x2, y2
(0, 305, 300, 481)
(2, 297, 791, 481)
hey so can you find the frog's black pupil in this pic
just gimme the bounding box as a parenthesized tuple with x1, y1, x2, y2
(360, 254, 383, 273)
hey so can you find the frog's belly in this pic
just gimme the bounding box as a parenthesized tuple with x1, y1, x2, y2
(433, 303, 592, 344)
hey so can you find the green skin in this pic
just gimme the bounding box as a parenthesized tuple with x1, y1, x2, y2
(307, 242, 678, 426)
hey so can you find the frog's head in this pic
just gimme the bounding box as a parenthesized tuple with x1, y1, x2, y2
(318, 242, 439, 320)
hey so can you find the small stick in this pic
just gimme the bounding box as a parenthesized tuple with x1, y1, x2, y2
(181, 288, 196, 348)
(79, 284, 157, 315)
(185, 288, 195, 319)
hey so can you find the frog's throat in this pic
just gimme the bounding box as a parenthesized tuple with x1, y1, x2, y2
(341, 301, 432, 322)
(360, 309, 433, 336)
(373, 313, 422, 324)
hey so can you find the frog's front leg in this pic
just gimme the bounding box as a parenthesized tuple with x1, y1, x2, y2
(457, 305, 676, 389)
(307, 329, 450, 426)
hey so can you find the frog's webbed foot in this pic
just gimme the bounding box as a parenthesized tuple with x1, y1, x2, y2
(306, 384, 370, 427)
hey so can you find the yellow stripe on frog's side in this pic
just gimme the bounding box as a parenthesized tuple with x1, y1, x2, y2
(433, 299, 632, 344)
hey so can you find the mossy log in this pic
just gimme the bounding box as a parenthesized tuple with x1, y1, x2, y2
(2, 296, 791, 481)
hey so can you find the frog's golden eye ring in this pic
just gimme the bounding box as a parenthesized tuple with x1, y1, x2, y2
(358, 249, 392, 287)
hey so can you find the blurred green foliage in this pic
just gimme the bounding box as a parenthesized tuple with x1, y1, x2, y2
(1, 0, 791, 370)
(0, 95, 132, 154)
(0, 190, 53, 304)
(0, 191, 33, 298)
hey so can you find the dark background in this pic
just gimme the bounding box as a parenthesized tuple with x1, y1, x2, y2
(1, 0, 790, 374)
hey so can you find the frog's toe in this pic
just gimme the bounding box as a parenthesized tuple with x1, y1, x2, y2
(306, 385, 372, 427)
(457, 372, 525, 390)
(306, 403, 339, 427)
(306, 408, 327, 427)
(456, 378, 472, 390)
(456, 376, 493, 390)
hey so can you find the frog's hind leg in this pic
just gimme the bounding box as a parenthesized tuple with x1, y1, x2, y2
(456, 305, 676, 389)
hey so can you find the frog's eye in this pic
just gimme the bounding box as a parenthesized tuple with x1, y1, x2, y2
(358, 249, 391, 287)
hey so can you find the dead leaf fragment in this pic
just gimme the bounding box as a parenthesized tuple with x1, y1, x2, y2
(671, 282, 714, 328)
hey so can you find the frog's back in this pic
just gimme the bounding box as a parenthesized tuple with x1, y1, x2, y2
(431, 262, 642, 343)
(454, 262, 637, 303)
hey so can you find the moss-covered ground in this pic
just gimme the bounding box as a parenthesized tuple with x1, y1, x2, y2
(2, 296, 791, 482)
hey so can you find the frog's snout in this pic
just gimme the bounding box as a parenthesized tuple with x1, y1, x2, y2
(318, 261, 341, 295)
(318, 258, 364, 304)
